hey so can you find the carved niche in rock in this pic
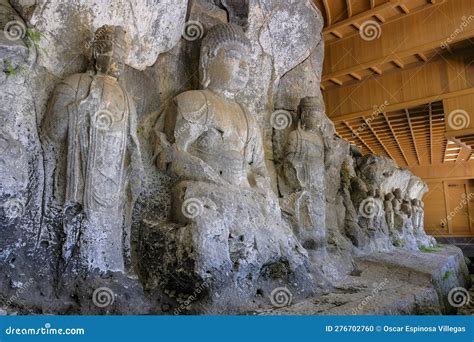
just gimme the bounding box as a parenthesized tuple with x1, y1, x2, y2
(152, 23, 322, 306)
(41, 25, 142, 274)
(280, 96, 327, 254)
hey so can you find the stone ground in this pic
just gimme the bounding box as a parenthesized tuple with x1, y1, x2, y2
(0, 246, 469, 316)
(254, 246, 470, 315)
(456, 275, 474, 315)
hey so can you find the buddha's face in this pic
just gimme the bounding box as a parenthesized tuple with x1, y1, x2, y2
(301, 109, 323, 130)
(207, 44, 249, 95)
(93, 37, 127, 78)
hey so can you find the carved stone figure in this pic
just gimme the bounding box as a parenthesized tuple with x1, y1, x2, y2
(153, 23, 320, 306)
(391, 188, 417, 249)
(411, 199, 436, 247)
(281, 96, 326, 252)
(384, 193, 395, 233)
(42, 25, 142, 274)
(401, 195, 413, 218)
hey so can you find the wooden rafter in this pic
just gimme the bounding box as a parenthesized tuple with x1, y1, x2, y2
(382, 112, 410, 166)
(322, 0, 332, 26)
(323, 1, 400, 37)
(398, 3, 410, 14)
(363, 118, 396, 160)
(405, 109, 421, 165)
(320, 0, 461, 87)
(342, 121, 377, 154)
(429, 103, 433, 164)
(345, 0, 352, 18)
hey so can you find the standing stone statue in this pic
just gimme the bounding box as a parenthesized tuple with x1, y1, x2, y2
(411, 199, 425, 233)
(42, 25, 142, 274)
(154, 23, 320, 305)
(281, 96, 326, 252)
(391, 188, 417, 249)
(384, 193, 395, 234)
(411, 199, 436, 247)
(401, 195, 413, 218)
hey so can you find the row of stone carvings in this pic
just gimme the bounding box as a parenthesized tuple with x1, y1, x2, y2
(0, 1, 436, 311)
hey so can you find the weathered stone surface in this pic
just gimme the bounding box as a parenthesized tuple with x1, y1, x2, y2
(29, 0, 188, 76)
(146, 24, 326, 309)
(254, 246, 470, 315)
(40, 26, 143, 277)
(0, 0, 469, 316)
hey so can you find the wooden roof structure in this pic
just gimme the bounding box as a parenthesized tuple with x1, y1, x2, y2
(316, 0, 474, 169)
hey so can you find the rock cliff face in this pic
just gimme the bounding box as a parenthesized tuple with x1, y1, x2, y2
(0, 0, 469, 315)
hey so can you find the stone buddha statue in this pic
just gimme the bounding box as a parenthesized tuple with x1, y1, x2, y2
(281, 96, 326, 252)
(154, 23, 320, 305)
(162, 23, 270, 196)
(42, 25, 142, 274)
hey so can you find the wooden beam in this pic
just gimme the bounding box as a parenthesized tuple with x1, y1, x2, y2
(383, 112, 410, 166)
(398, 4, 410, 14)
(456, 148, 471, 162)
(374, 14, 386, 23)
(417, 53, 428, 62)
(410, 161, 474, 180)
(342, 121, 377, 154)
(429, 103, 433, 165)
(346, 0, 353, 17)
(330, 89, 474, 123)
(349, 72, 362, 80)
(370, 66, 383, 75)
(363, 117, 397, 160)
(392, 58, 405, 68)
(405, 108, 421, 165)
(323, 1, 400, 36)
(442, 140, 448, 163)
(323, 0, 464, 82)
(331, 30, 344, 38)
(450, 137, 472, 152)
(330, 78, 343, 86)
(322, 0, 332, 25)
(325, 49, 474, 121)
